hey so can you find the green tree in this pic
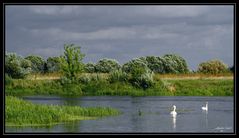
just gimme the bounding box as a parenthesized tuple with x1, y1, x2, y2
(5, 53, 31, 79)
(46, 56, 62, 72)
(122, 58, 148, 74)
(60, 44, 85, 80)
(162, 54, 189, 74)
(95, 58, 121, 73)
(84, 62, 96, 73)
(197, 59, 228, 74)
(145, 56, 166, 73)
(25, 55, 45, 73)
(122, 58, 154, 89)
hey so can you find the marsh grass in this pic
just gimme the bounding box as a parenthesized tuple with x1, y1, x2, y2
(6, 73, 233, 96)
(6, 96, 120, 126)
(155, 72, 233, 80)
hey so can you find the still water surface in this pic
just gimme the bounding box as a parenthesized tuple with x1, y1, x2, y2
(6, 96, 234, 133)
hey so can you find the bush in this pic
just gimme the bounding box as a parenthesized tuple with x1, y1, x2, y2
(84, 62, 96, 73)
(5, 53, 32, 79)
(145, 56, 166, 73)
(129, 69, 155, 89)
(108, 69, 128, 83)
(162, 54, 189, 74)
(197, 59, 228, 74)
(5, 73, 13, 85)
(46, 56, 61, 72)
(95, 58, 121, 73)
(122, 58, 155, 89)
(78, 73, 104, 84)
(122, 58, 149, 74)
(25, 55, 45, 73)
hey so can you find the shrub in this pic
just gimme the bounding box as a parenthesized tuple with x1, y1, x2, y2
(95, 58, 121, 73)
(5, 53, 32, 79)
(122, 58, 149, 74)
(25, 55, 45, 73)
(46, 56, 62, 72)
(145, 56, 166, 73)
(197, 59, 228, 74)
(108, 69, 128, 83)
(60, 44, 85, 80)
(129, 69, 155, 89)
(84, 62, 96, 73)
(122, 58, 155, 89)
(78, 73, 104, 84)
(5, 73, 13, 85)
(162, 54, 189, 73)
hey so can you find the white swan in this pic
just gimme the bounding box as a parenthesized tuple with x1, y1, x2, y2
(202, 102, 208, 111)
(170, 105, 177, 117)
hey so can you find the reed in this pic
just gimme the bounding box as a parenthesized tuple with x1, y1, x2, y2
(6, 73, 233, 96)
(6, 96, 120, 126)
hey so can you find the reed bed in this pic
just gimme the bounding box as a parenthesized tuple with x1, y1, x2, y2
(6, 96, 120, 126)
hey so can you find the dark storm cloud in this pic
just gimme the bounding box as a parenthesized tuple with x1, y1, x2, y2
(5, 5, 233, 70)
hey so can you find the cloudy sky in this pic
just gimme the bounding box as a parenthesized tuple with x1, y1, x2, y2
(5, 5, 234, 70)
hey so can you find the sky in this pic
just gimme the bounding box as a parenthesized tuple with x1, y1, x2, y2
(5, 5, 234, 70)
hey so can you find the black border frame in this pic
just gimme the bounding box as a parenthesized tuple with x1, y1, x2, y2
(1, 2, 238, 135)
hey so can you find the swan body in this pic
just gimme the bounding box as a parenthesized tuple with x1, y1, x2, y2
(202, 102, 208, 111)
(170, 105, 177, 117)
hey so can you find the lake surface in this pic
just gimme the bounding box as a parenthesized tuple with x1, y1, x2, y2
(5, 96, 234, 133)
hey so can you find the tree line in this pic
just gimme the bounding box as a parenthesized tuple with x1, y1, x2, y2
(5, 44, 233, 80)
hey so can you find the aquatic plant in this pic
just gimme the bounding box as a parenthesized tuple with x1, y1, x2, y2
(6, 96, 120, 126)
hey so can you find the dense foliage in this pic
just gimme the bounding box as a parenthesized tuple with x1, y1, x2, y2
(162, 54, 189, 73)
(60, 44, 85, 80)
(5, 53, 32, 79)
(108, 69, 128, 83)
(46, 56, 62, 72)
(84, 62, 96, 73)
(197, 59, 228, 74)
(95, 58, 121, 73)
(122, 58, 155, 89)
(25, 55, 46, 73)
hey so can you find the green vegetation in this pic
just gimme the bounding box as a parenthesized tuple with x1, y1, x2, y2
(60, 44, 85, 80)
(46, 56, 62, 73)
(25, 55, 46, 73)
(5, 53, 32, 79)
(5, 43, 234, 97)
(95, 58, 121, 73)
(84, 62, 96, 73)
(5, 74, 233, 96)
(197, 59, 229, 74)
(6, 96, 120, 126)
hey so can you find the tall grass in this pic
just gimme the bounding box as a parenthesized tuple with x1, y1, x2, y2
(155, 72, 233, 79)
(6, 96, 120, 126)
(6, 73, 233, 96)
(166, 79, 233, 96)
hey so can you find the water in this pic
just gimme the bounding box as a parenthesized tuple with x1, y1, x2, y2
(5, 96, 234, 133)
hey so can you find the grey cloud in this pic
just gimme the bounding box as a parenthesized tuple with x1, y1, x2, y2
(5, 5, 234, 70)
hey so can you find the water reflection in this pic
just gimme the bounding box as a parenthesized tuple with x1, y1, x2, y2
(202, 110, 208, 129)
(172, 116, 176, 131)
(7, 96, 233, 133)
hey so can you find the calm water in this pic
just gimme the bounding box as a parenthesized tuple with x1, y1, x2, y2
(5, 96, 234, 133)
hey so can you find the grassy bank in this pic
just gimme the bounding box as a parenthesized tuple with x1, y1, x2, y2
(25, 72, 233, 80)
(6, 75, 233, 96)
(6, 96, 120, 126)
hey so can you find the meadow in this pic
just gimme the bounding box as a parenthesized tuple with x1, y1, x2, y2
(5, 73, 234, 97)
